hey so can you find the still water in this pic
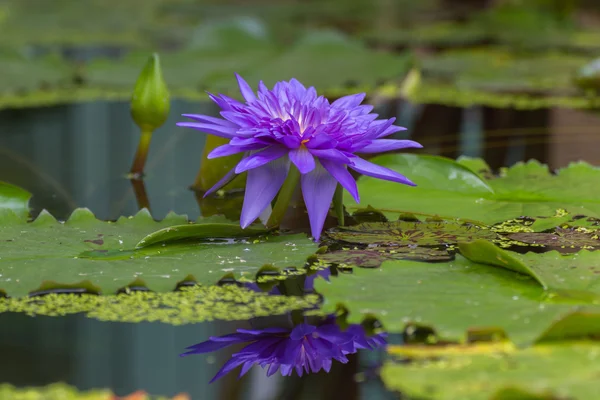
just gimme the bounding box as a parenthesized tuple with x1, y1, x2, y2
(1, 99, 599, 398)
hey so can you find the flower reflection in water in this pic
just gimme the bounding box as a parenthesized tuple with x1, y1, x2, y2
(181, 267, 386, 382)
(180, 315, 386, 382)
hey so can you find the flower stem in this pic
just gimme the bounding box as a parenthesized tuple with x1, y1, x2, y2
(129, 128, 153, 178)
(266, 165, 301, 229)
(333, 183, 345, 226)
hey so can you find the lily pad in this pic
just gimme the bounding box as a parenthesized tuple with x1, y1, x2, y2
(348, 154, 600, 225)
(0, 208, 318, 296)
(238, 29, 411, 93)
(135, 222, 271, 248)
(381, 341, 600, 400)
(460, 240, 600, 302)
(0, 181, 31, 220)
(313, 256, 600, 345)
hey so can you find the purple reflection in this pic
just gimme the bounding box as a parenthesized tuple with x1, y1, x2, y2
(180, 315, 386, 382)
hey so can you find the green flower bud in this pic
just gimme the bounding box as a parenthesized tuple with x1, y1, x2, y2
(131, 53, 170, 131)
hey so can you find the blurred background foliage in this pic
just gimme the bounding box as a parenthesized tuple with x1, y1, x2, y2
(2, 0, 600, 109)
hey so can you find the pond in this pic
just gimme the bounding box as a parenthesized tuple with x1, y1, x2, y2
(4, 1, 600, 399)
(3, 91, 600, 399)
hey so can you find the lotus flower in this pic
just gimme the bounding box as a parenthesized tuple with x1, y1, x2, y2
(178, 74, 421, 240)
(180, 316, 386, 382)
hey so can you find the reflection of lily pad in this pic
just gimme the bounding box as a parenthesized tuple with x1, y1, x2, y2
(318, 247, 452, 267)
(0, 208, 317, 297)
(327, 220, 497, 247)
(314, 256, 600, 344)
(382, 341, 600, 400)
(0, 286, 319, 325)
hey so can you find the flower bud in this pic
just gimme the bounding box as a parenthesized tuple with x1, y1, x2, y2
(131, 53, 170, 131)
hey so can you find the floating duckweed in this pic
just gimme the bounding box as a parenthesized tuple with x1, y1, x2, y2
(0, 286, 320, 325)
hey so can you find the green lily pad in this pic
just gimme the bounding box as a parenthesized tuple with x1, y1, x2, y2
(349, 154, 600, 225)
(0, 208, 317, 297)
(381, 341, 600, 400)
(0, 286, 320, 325)
(419, 48, 591, 94)
(460, 240, 600, 302)
(238, 29, 410, 93)
(313, 256, 600, 345)
(135, 222, 271, 248)
(0, 181, 31, 220)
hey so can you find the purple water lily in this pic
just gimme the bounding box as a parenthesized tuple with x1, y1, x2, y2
(180, 316, 386, 382)
(178, 74, 421, 240)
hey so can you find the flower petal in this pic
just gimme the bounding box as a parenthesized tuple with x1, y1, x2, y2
(203, 166, 238, 198)
(304, 133, 336, 149)
(331, 93, 365, 109)
(235, 146, 288, 173)
(235, 73, 257, 103)
(179, 339, 234, 356)
(207, 144, 261, 159)
(181, 114, 237, 127)
(301, 162, 338, 241)
(357, 139, 423, 154)
(289, 147, 316, 174)
(209, 356, 247, 383)
(176, 122, 238, 138)
(308, 148, 352, 164)
(240, 158, 289, 228)
(377, 125, 407, 138)
(320, 159, 359, 203)
(349, 157, 416, 186)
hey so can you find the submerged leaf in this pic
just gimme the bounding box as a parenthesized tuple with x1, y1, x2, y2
(318, 247, 452, 267)
(327, 219, 497, 247)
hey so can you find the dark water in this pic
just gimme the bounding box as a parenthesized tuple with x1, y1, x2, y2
(1, 99, 599, 398)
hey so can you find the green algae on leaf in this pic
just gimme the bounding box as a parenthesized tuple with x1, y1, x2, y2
(0, 285, 320, 325)
(460, 240, 600, 303)
(381, 341, 600, 400)
(0, 208, 318, 297)
(313, 256, 600, 345)
(0, 181, 31, 220)
(349, 154, 600, 224)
